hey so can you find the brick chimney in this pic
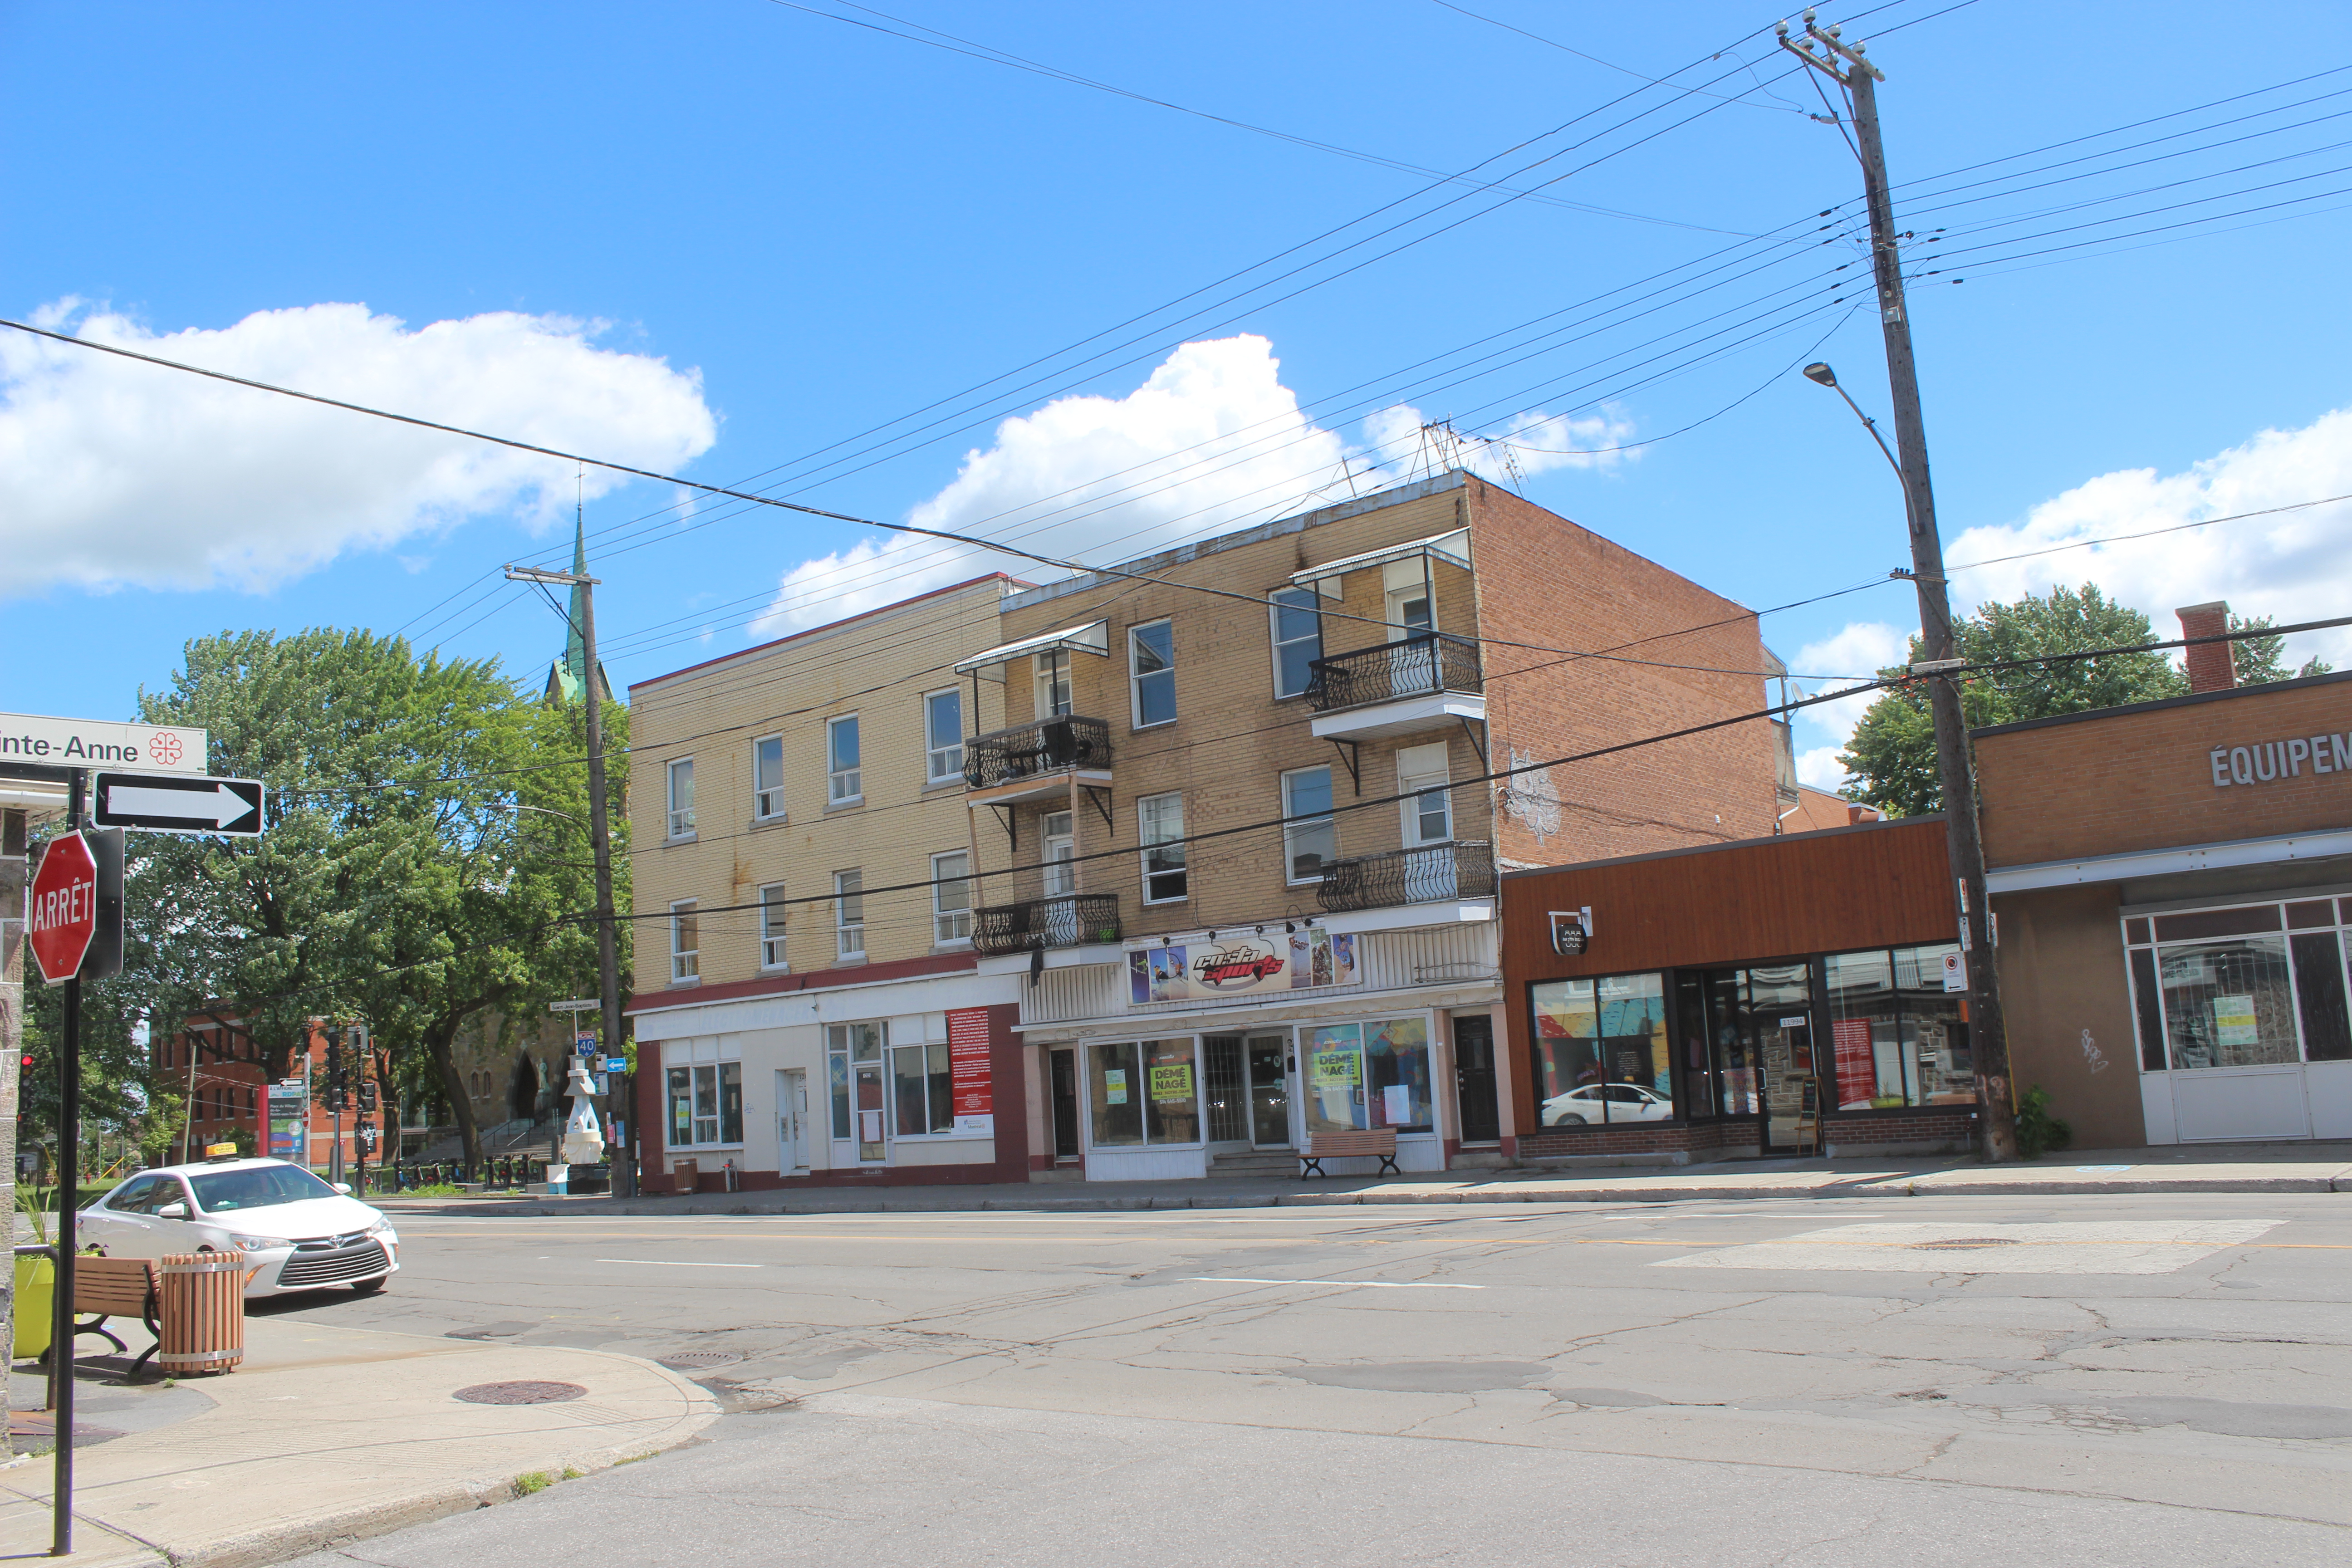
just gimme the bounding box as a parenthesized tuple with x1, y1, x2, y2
(2177, 600, 2236, 694)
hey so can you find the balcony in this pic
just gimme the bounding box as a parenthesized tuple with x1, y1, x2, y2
(962, 715, 1114, 805)
(973, 893, 1122, 956)
(1306, 635, 1485, 740)
(1316, 841, 1496, 914)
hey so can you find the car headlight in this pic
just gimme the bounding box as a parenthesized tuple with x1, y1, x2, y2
(366, 1218, 397, 1241)
(235, 1235, 292, 1253)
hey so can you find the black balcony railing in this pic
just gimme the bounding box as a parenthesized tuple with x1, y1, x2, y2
(1306, 634, 1482, 713)
(963, 715, 1113, 790)
(973, 893, 1122, 956)
(1316, 841, 1496, 914)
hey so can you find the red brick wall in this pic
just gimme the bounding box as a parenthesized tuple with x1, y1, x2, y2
(1516, 1109, 1975, 1160)
(1975, 672, 2352, 866)
(1464, 478, 1781, 869)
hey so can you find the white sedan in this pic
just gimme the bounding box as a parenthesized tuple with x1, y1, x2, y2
(1541, 1083, 1675, 1127)
(78, 1156, 399, 1296)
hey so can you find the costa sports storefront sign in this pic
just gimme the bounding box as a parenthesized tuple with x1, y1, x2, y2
(1128, 926, 1358, 1006)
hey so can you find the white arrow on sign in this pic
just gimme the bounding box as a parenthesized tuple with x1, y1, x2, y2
(94, 772, 266, 835)
(107, 781, 254, 828)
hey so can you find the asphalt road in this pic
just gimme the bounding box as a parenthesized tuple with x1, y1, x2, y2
(270, 1192, 2351, 1567)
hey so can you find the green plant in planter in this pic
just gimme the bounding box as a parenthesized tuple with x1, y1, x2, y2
(2014, 1085, 2073, 1160)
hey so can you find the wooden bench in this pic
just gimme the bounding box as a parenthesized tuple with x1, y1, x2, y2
(59, 1255, 163, 1378)
(1298, 1127, 1401, 1179)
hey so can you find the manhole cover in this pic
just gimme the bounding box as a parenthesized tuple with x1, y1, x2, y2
(1910, 1238, 2023, 1251)
(656, 1352, 743, 1371)
(453, 1381, 587, 1406)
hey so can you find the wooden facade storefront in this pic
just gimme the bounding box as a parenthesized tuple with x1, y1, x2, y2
(1497, 817, 1979, 1162)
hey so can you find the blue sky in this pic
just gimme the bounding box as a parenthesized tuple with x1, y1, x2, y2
(7, 0, 2352, 787)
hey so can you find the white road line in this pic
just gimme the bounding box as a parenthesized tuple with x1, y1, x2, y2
(1188, 1277, 1484, 1289)
(595, 1258, 766, 1268)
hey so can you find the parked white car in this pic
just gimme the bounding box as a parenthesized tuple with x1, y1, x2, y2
(78, 1157, 399, 1297)
(1541, 1083, 1674, 1127)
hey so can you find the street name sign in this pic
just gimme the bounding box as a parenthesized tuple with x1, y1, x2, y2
(0, 712, 207, 775)
(93, 771, 265, 835)
(550, 998, 600, 1013)
(27, 829, 124, 984)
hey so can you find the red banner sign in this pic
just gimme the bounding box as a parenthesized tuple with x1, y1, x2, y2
(946, 1008, 994, 1135)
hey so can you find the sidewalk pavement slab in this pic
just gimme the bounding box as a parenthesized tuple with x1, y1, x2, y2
(0, 1316, 718, 1568)
(366, 1142, 2352, 1219)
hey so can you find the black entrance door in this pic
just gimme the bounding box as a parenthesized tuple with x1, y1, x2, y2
(1453, 1016, 1501, 1143)
(1049, 1049, 1081, 1160)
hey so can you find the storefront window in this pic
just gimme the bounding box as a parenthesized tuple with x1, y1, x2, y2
(1145, 1039, 1200, 1142)
(1529, 975, 1669, 1127)
(1303, 1024, 1364, 1135)
(1090, 1039, 1201, 1146)
(666, 1061, 743, 1147)
(892, 1040, 954, 1136)
(1824, 945, 1974, 1109)
(1090, 1042, 1143, 1146)
(2159, 935, 2298, 1069)
(1295, 1018, 1432, 1134)
(827, 1022, 885, 1143)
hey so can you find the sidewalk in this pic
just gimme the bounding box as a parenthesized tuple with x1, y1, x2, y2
(369, 1142, 2352, 1218)
(0, 1317, 719, 1568)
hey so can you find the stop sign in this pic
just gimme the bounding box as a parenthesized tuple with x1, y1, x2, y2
(28, 831, 122, 985)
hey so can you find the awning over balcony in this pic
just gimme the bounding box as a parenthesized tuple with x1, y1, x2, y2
(1288, 528, 1470, 593)
(953, 618, 1111, 675)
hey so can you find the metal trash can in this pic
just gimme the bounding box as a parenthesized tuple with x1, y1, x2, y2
(158, 1253, 247, 1375)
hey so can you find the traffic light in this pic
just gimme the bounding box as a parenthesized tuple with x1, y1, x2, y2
(357, 1080, 378, 1113)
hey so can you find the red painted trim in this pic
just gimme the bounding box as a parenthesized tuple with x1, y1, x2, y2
(626, 952, 978, 1014)
(630, 573, 1025, 691)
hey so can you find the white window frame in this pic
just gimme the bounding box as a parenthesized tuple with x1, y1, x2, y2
(1036, 651, 1073, 719)
(827, 714, 862, 805)
(1269, 586, 1323, 700)
(924, 689, 965, 785)
(834, 869, 866, 959)
(1042, 811, 1076, 899)
(1396, 742, 1453, 848)
(666, 1060, 743, 1149)
(1129, 620, 1176, 730)
(1281, 766, 1338, 885)
(932, 850, 973, 947)
(669, 899, 700, 982)
(759, 882, 789, 970)
(752, 734, 785, 821)
(666, 757, 696, 839)
(1137, 791, 1187, 905)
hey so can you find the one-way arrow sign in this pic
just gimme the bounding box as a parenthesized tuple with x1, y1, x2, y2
(93, 771, 266, 836)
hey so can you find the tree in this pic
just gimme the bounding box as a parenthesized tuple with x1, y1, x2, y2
(2227, 612, 2334, 686)
(123, 629, 627, 1167)
(1840, 585, 2190, 816)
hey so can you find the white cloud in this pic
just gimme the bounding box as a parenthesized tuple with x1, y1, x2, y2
(1797, 744, 1849, 791)
(750, 335, 1359, 636)
(1785, 404, 2352, 794)
(0, 300, 717, 596)
(1356, 401, 1638, 488)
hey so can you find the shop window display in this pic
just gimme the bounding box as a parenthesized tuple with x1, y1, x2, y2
(1529, 974, 1670, 1127)
(1089, 1039, 1200, 1147)
(1824, 944, 1974, 1110)
(1302, 1019, 1434, 1134)
(2157, 934, 2298, 1069)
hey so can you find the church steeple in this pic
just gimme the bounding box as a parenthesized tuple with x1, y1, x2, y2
(543, 509, 609, 705)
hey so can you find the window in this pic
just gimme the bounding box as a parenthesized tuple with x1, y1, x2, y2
(1396, 742, 1451, 848)
(1036, 650, 1073, 719)
(925, 689, 964, 784)
(1281, 766, 1337, 883)
(827, 1021, 887, 1152)
(668, 899, 699, 983)
(753, 735, 785, 820)
(759, 883, 788, 970)
(1129, 621, 1176, 728)
(664, 1062, 743, 1147)
(932, 851, 973, 946)
(1138, 792, 1186, 904)
(1087, 1038, 1199, 1147)
(2157, 935, 2298, 1070)
(1388, 588, 1433, 637)
(1824, 945, 1977, 1108)
(1303, 1019, 1433, 1136)
(834, 870, 865, 958)
(892, 1037, 955, 1135)
(827, 715, 862, 804)
(1529, 975, 1671, 1126)
(666, 758, 696, 838)
(1269, 587, 1323, 699)
(1042, 812, 1076, 899)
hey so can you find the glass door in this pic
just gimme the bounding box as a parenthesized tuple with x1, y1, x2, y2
(1747, 963, 1814, 1152)
(1452, 1015, 1500, 1143)
(854, 1062, 887, 1163)
(1246, 1034, 1292, 1148)
(1042, 811, 1077, 944)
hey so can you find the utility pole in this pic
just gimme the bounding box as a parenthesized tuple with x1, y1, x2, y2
(505, 559, 629, 1197)
(1781, 11, 2016, 1160)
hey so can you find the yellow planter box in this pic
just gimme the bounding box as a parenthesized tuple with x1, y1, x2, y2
(14, 1254, 54, 1359)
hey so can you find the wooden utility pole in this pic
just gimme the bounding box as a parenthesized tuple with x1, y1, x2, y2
(1781, 10, 2017, 1160)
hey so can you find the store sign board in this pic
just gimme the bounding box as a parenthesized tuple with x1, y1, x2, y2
(946, 1007, 994, 1134)
(2210, 734, 2352, 789)
(0, 711, 207, 774)
(1128, 928, 1357, 1006)
(266, 1081, 309, 1165)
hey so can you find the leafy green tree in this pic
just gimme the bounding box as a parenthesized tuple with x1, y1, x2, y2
(121, 629, 627, 1168)
(2226, 612, 2334, 686)
(1840, 585, 2190, 816)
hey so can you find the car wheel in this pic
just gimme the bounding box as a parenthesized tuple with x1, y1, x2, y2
(1551, 1114, 1587, 1127)
(350, 1276, 387, 1295)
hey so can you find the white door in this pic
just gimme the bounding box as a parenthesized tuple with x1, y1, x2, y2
(1396, 742, 1455, 900)
(1042, 811, 1078, 943)
(777, 1070, 807, 1171)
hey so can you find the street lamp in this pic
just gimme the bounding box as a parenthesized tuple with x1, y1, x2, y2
(1803, 363, 1906, 497)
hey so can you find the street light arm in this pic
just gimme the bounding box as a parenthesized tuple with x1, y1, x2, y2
(1829, 382, 1907, 485)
